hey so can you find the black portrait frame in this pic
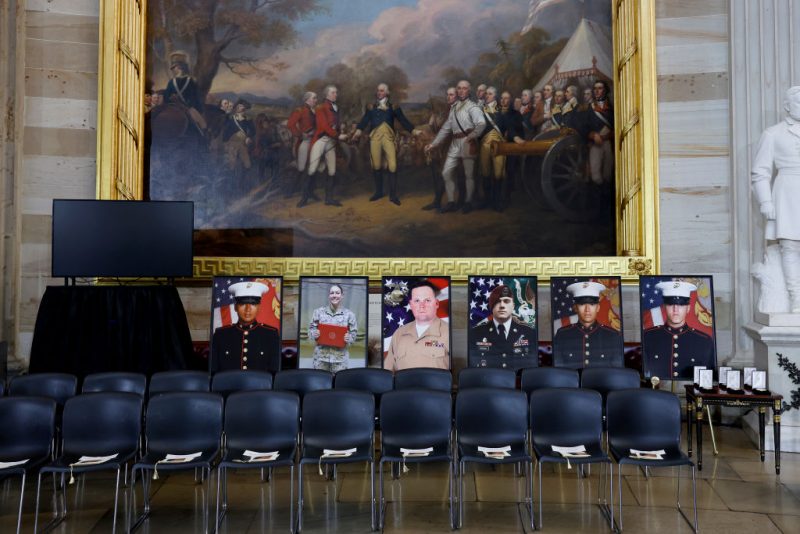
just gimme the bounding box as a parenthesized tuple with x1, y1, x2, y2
(639, 274, 718, 381)
(466, 275, 539, 370)
(381, 276, 452, 371)
(297, 276, 370, 371)
(208, 275, 284, 372)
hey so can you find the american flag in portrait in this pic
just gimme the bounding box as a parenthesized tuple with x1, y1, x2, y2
(551, 277, 622, 335)
(468, 276, 537, 328)
(210, 276, 283, 334)
(640, 275, 714, 336)
(382, 277, 450, 354)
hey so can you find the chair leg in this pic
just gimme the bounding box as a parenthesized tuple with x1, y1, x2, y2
(370, 461, 376, 531)
(215, 466, 224, 530)
(448, 460, 455, 530)
(289, 465, 295, 534)
(528, 460, 534, 531)
(691, 466, 698, 533)
(297, 464, 304, 533)
(19, 473, 27, 534)
(111, 468, 121, 534)
(379, 462, 385, 530)
(537, 461, 543, 530)
(458, 461, 465, 528)
(617, 462, 624, 532)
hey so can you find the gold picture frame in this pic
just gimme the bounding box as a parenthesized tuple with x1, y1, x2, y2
(96, 0, 659, 283)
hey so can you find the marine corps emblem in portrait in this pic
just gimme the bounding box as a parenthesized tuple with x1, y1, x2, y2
(550, 277, 624, 369)
(639, 277, 717, 381)
(467, 276, 538, 370)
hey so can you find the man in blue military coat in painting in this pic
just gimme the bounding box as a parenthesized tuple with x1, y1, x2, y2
(210, 281, 281, 373)
(470, 284, 537, 371)
(642, 281, 715, 380)
(552, 281, 624, 369)
(353, 83, 416, 205)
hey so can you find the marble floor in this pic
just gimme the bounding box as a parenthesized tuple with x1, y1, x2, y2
(1, 426, 799, 533)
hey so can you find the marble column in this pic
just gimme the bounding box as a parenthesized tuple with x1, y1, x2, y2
(731, 0, 800, 451)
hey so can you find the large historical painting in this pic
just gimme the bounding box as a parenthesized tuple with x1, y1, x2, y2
(145, 0, 614, 258)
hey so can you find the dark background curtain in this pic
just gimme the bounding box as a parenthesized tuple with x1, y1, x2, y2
(29, 286, 197, 377)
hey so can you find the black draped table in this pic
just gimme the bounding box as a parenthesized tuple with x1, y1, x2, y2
(29, 285, 194, 377)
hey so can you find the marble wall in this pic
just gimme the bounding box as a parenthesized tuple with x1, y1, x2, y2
(4, 0, 739, 371)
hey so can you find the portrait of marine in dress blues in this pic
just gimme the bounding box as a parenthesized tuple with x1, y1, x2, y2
(550, 276, 624, 369)
(639, 275, 717, 381)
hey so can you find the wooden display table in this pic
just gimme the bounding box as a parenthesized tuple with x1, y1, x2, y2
(684, 385, 782, 474)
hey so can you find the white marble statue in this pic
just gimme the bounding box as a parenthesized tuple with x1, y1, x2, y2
(752, 244, 791, 313)
(752, 86, 800, 313)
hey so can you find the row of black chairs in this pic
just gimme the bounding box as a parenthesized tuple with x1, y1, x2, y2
(0, 365, 640, 401)
(1, 385, 697, 533)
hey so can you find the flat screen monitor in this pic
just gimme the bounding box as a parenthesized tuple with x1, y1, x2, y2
(52, 200, 194, 278)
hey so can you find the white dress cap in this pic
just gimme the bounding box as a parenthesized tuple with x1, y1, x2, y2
(228, 281, 268, 300)
(655, 280, 697, 300)
(565, 281, 606, 299)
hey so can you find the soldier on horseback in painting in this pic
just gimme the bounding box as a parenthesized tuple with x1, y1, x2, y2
(163, 52, 207, 136)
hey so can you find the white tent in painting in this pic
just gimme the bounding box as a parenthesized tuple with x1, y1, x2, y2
(533, 18, 613, 91)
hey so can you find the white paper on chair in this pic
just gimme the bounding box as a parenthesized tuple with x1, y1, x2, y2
(322, 448, 357, 458)
(72, 454, 119, 467)
(629, 449, 665, 460)
(161, 452, 202, 464)
(401, 447, 433, 458)
(478, 445, 511, 459)
(551, 445, 591, 458)
(0, 459, 29, 469)
(241, 450, 279, 462)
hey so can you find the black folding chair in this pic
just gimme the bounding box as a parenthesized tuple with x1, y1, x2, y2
(211, 369, 273, 398)
(148, 371, 210, 397)
(581, 367, 641, 425)
(8, 373, 77, 406)
(393, 368, 452, 392)
(455, 387, 532, 528)
(10, 373, 77, 457)
(458, 367, 516, 390)
(334, 368, 394, 425)
(128, 392, 223, 534)
(0, 397, 56, 534)
(520, 367, 579, 396)
(607, 389, 698, 532)
(216, 391, 299, 532)
(274, 369, 333, 404)
(82, 372, 147, 397)
(378, 389, 454, 529)
(34, 392, 143, 533)
(297, 390, 375, 532)
(529, 388, 614, 529)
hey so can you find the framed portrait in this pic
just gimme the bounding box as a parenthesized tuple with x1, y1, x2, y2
(550, 276, 623, 369)
(382, 276, 451, 371)
(297, 276, 369, 372)
(467, 276, 538, 370)
(639, 275, 717, 381)
(209, 275, 283, 373)
(98, 1, 660, 282)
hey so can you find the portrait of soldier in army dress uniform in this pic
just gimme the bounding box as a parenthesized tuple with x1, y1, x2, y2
(467, 276, 538, 371)
(550, 277, 624, 369)
(298, 276, 368, 372)
(640, 276, 717, 381)
(209, 277, 283, 373)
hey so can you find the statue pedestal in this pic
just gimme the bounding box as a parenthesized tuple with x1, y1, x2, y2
(743, 318, 800, 452)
